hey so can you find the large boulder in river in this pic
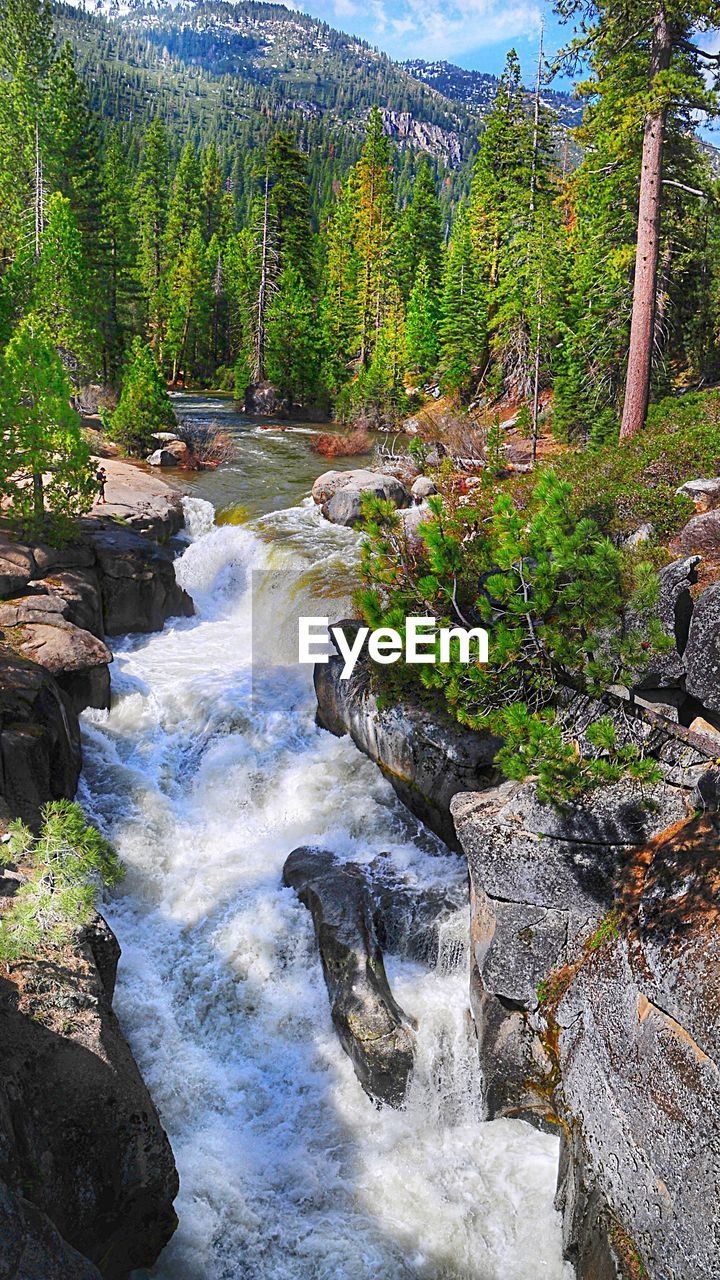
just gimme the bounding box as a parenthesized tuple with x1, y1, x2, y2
(283, 847, 416, 1107)
(244, 381, 290, 418)
(0, 898, 179, 1278)
(315, 622, 500, 848)
(311, 469, 411, 528)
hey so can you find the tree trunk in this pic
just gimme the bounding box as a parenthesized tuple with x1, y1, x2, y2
(620, 6, 672, 441)
(33, 472, 44, 526)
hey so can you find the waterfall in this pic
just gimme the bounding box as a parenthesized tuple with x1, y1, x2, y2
(79, 499, 570, 1280)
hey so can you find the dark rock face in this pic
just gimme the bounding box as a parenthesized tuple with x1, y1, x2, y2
(451, 767, 720, 1280)
(629, 555, 699, 688)
(0, 537, 35, 597)
(89, 525, 193, 636)
(314, 625, 500, 848)
(0, 650, 81, 826)
(283, 847, 416, 1107)
(685, 581, 720, 711)
(0, 900, 179, 1280)
(0, 1177, 102, 1280)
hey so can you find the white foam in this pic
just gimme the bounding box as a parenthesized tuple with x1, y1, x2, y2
(80, 508, 570, 1280)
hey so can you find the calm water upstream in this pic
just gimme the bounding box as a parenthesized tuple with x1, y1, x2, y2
(79, 394, 570, 1280)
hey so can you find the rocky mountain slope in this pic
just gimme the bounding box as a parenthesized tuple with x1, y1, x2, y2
(56, 0, 576, 176)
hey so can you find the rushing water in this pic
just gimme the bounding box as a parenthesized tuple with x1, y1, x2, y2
(78, 396, 569, 1280)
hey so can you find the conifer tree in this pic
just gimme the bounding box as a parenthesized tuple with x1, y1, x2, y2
(355, 107, 398, 368)
(320, 171, 361, 392)
(166, 227, 212, 383)
(200, 143, 223, 242)
(99, 128, 137, 378)
(266, 131, 315, 287)
(32, 192, 96, 381)
(0, 0, 53, 263)
(405, 256, 438, 379)
(265, 265, 321, 406)
(110, 336, 176, 455)
(399, 160, 443, 297)
(439, 213, 486, 398)
(134, 119, 170, 349)
(43, 41, 100, 255)
(0, 316, 93, 535)
(165, 142, 202, 264)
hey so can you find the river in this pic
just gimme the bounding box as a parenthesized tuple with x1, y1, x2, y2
(78, 395, 570, 1280)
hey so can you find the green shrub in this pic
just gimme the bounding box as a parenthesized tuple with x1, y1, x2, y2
(0, 802, 123, 961)
(358, 469, 669, 804)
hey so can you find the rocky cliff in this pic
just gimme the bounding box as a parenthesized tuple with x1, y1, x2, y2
(314, 622, 720, 1278)
(0, 470, 189, 1277)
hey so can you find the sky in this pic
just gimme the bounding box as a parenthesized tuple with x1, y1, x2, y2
(292, 0, 569, 81)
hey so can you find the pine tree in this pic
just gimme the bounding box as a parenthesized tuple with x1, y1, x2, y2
(164, 142, 202, 263)
(398, 159, 443, 297)
(32, 192, 96, 381)
(200, 142, 223, 242)
(0, 0, 53, 264)
(320, 170, 361, 392)
(166, 227, 212, 383)
(0, 315, 93, 536)
(99, 128, 137, 378)
(265, 265, 320, 406)
(405, 256, 438, 379)
(266, 130, 315, 287)
(110, 336, 176, 455)
(439, 212, 486, 398)
(43, 41, 101, 257)
(355, 107, 398, 368)
(134, 119, 170, 348)
(557, 0, 720, 438)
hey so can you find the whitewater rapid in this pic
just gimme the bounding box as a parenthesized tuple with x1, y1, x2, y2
(79, 494, 569, 1280)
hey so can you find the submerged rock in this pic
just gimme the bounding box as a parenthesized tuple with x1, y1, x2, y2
(283, 847, 416, 1107)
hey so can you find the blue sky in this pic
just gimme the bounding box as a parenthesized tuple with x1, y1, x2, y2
(293, 0, 569, 81)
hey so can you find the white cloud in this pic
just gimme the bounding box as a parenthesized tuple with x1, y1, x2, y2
(379, 0, 542, 60)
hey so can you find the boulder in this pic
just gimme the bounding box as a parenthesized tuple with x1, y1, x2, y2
(283, 847, 416, 1107)
(35, 569, 105, 638)
(87, 525, 194, 636)
(313, 469, 411, 528)
(32, 540, 96, 576)
(0, 649, 81, 827)
(150, 431, 179, 444)
(6, 620, 112, 714)
(410, 475, 437, 500)
(398, 500, 431, 552)
(685, 582, 720, 711)
(147, 448, 179, 468)
(676, 476, 720, 512)
(676, 508, 720, 554)
(164, 440, 190, 463)
(0, 905, 179, 1278)
(554, 813, 720, 1280)
(244, 381, 290, 418)
(315, 623, 500, 848)
(0, 537, 35, 597)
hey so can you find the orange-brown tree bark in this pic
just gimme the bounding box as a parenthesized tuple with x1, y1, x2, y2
(619, 7, 672, 440)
